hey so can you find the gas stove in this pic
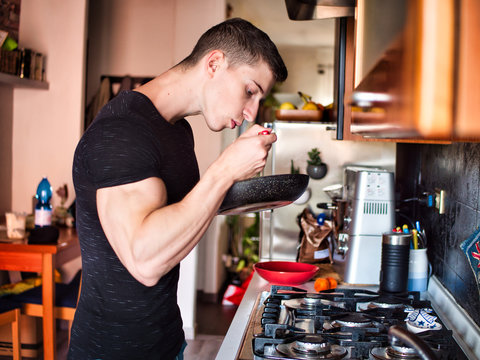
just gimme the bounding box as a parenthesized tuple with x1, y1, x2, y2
(236, 285, 467, 360)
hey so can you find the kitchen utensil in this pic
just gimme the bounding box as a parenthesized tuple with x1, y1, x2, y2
(253, 261, 318, 285)
(218, 174, 309, 215)
(380, 232, 411, 294)
(388, 325, 439, 360)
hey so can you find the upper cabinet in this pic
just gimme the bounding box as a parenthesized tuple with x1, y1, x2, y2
(454, 0, 480, 140)
(344, 0, 480, 141)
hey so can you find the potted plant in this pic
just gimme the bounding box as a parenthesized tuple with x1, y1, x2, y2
(306, 148, 327, 179)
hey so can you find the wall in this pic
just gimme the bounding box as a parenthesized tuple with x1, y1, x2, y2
(277, 45, 334, 107)
(87, 0, 226, 339)
(396, 142, 480, 326)
(12, 0, 88, 214)
(0, 86, 13, 216)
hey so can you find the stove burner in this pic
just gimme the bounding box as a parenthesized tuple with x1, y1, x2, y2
(370, 345, 421, 359)
(332, 313, 373, 328)
(284, 296, 327, 310)
(284, 294, 346, 311)
(276, 335, 348, 359)
(367, 300, 405, 310)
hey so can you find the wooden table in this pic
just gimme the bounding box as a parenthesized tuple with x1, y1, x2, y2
(0, 228, 80, 360)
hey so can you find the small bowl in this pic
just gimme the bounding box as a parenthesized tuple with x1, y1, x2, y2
(253, 261, 318, 285)
(294, 187, 311, 205)
(405, 308, 442, 333)
(406, 320, 442, 333)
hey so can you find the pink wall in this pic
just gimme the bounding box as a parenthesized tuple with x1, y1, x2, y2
(12, 0, 88, 213)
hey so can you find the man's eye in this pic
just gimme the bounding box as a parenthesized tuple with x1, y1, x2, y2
(246, 88, 254, 96)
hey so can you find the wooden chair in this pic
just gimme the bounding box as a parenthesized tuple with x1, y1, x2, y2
(11, 270, 81, 345)
(0, 299, 22, 360)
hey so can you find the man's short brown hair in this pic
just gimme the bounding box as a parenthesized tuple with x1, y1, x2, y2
(178, 18, 287, 83)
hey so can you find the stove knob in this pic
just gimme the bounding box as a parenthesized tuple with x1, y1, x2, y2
(261, 317, 276, 326)
(264, 305, 279, 313)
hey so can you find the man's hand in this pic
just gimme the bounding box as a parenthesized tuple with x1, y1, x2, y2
(213, 124, 277, 184)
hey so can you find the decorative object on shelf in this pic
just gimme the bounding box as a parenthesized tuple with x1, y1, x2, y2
(53, 184, 74, 227)
(306, 148, 327, 179)
(290, 159, 300, 174)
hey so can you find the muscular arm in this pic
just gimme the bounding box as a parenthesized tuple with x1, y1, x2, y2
(97, 124, 275, 286)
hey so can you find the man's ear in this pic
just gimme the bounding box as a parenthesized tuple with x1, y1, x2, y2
(206, 50, 225, 77)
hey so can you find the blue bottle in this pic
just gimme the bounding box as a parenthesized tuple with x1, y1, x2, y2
(34, 177, 53, 227)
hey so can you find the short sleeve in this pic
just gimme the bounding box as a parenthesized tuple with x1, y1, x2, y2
(84, 116, 161, 189)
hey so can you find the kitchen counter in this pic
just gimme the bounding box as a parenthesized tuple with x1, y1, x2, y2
(216, 272, 480, 360)
(215, 272, 270, 360)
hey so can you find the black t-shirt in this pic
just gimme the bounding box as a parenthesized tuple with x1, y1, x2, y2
(69, 90, 199, 359)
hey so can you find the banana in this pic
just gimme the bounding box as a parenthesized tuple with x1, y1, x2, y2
(298, 91, 312, 104)
(298, 91, 318, 110)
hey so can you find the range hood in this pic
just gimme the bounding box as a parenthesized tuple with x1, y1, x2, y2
(285, 0, 354, 20)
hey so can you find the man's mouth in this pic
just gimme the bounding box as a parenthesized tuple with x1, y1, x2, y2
(231, 119, 241, 129)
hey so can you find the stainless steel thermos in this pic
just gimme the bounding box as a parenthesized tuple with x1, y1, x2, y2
(379, 233, 411, 293)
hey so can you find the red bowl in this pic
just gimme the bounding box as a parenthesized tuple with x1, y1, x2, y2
(253, 261, 319, 285)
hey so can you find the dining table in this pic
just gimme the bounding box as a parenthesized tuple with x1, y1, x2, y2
(0, 227, 80, 360)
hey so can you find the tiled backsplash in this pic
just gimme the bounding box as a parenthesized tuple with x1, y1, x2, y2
(396, 142, 480, 326)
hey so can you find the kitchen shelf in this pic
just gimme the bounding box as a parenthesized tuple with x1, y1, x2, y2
(275, 109, 323, 122)
(0, 72, 49, 90)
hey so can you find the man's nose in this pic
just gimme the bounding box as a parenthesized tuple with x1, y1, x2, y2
(244, 101, 260, 123)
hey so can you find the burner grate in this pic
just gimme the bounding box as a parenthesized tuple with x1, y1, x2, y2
(248, 286, 467, 359)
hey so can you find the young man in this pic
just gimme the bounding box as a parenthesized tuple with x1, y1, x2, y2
(69, 18, 287, 359)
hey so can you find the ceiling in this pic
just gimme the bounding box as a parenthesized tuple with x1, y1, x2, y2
(228, 0, 336, 47)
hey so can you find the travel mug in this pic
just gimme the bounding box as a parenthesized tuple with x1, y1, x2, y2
(379, 233, 411, 293)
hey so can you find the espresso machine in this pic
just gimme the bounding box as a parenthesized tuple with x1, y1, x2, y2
(327, 166, 395, 285)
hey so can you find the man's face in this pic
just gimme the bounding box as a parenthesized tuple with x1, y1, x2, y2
(202, 60, 275, 131)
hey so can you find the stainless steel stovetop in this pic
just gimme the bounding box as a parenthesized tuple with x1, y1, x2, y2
(237, 285, 467, 360)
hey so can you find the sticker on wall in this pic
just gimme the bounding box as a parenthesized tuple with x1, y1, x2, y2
(460, 227, 480, 296)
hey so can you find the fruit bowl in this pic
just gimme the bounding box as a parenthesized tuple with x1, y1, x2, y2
(275, 109, 323, 122)
(253, 261, 319, 285)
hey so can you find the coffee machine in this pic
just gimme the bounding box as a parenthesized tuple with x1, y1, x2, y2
(328, 166, 395, 285)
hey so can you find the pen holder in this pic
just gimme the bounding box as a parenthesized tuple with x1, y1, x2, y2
(408, 248, 430, 292)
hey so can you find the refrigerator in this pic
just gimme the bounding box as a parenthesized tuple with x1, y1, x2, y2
(259, 120, 396, 261)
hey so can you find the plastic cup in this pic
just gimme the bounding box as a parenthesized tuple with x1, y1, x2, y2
(5, 212, 27, 239)
(408, 248, 429, 292)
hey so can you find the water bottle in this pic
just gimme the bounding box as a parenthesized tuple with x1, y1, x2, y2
(34, 177, 53, 227)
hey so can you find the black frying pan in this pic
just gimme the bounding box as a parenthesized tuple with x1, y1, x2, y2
(218, 174, 309, 215)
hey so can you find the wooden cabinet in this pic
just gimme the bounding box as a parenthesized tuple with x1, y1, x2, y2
(454, 0, 480, 140)
(343, 0, 479, 141)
